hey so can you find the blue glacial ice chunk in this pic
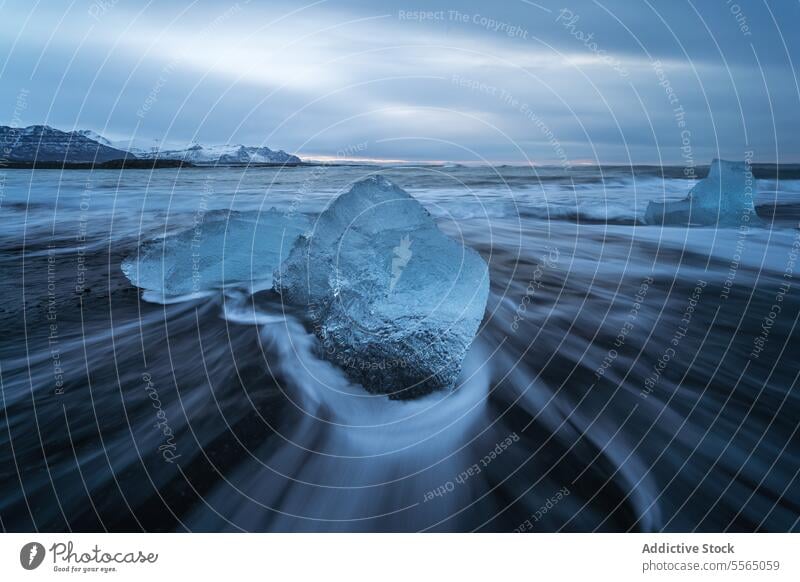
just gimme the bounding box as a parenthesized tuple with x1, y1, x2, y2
(275, 175, 490, 399)
(645, 159, 758, 226)
(122, 209, 308, 300)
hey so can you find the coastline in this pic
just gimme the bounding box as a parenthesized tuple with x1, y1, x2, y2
(1, 158, 798, 179)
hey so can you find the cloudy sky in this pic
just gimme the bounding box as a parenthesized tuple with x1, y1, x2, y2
(1, 0, 798, 163)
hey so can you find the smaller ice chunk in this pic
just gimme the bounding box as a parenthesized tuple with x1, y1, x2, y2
(645, 159, 758, 226)
(275, 175, 490, 399)
(122, 209, 308, 299)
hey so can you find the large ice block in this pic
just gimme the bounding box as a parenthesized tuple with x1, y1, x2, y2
(122, 209, 308, 299)
(275, 176, 490, 399)
(645, 159, 757, 226)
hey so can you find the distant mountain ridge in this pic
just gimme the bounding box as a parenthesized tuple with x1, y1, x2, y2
(140, 143, 301, 165)
(0, 125, 131, 163)
(0, 125, 302, 165)
(76, 129, 113, 146)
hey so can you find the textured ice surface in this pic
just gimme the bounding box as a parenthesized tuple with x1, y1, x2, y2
(645, 159, 757, 226)
(122, 209, 308, 300)
(276, 175, 490, 399)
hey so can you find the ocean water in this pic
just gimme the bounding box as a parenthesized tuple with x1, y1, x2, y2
(1, 164, 799, 532)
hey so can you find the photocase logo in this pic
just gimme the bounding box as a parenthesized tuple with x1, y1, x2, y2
(389, 235, 413, 292)
(19, 542, 46, 570)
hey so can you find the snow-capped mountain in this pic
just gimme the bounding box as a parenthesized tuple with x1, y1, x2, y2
(141, 143, 302, 165)
(0, 125, 302, 166)
(76, 129, 113, 147)
(0, 125, 132, 162)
